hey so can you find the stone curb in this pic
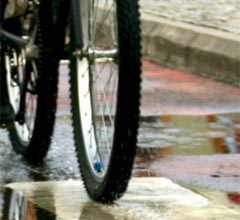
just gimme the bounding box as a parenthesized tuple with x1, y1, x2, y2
(5, 178, 239, 220)
(4, 178, 211, 220)
(141, 13, 240, 86)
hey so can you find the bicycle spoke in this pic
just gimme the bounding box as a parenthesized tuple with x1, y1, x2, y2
(92, 1, 116, 45)
(71, 0, 141, 202)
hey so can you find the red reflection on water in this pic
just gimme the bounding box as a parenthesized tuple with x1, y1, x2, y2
(227, 193, 240, 206)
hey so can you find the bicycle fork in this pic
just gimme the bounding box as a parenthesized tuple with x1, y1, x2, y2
(70, 0, 84, 50)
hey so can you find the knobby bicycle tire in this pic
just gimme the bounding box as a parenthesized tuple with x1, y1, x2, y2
(6, 1, 60, 162)
(70, 0, 142, 203)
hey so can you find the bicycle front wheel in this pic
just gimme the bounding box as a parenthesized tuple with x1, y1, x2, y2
(70, 0, 142, 203)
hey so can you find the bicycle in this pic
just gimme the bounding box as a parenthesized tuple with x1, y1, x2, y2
(1, 0, 142, 203)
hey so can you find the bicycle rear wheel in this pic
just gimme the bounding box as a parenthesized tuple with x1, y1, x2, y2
(70, 0, 142, 203)
(3, 1, 60, 162)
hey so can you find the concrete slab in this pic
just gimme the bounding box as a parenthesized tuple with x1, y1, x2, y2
(2, 178, 239, 220)
(140, 13, 240, 85)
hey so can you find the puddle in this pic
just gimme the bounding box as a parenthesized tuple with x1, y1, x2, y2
(134, 113, 240, 207)
(1, 111, 240, 217)
(1, 188, 56, 220)
(137, 113, 240, 156)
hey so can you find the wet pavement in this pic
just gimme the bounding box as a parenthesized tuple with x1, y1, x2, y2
(1, 1, 240, 219)
(0, 61, 240, 219)
(140, 61, 240, 115)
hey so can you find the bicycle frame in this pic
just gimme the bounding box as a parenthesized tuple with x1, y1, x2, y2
(1, 0, 84, 59)
(0, 0, 39, 124)
(70, 0, 83, 49)
(0, 0, 33, 48)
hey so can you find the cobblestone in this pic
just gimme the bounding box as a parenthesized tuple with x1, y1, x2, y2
(140, 0, 240, 35)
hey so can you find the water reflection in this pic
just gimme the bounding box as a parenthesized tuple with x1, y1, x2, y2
(135, 113, 240, 209)
(137, 113, 240, 158)
(1, 185, 116, 220)
(1, 188, 56, 220)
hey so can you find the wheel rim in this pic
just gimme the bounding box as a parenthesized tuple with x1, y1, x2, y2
(76, 0, 118, 179)
(5, 48, 38, 145)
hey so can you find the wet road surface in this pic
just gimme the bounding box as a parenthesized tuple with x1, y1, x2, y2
(0, 61, 240, 219)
